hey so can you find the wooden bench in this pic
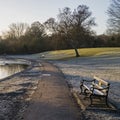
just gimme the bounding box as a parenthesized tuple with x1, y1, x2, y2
(80, 76, 110, 106)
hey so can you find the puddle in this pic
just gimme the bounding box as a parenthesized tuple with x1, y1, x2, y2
(0, 63, 28, 80)
(42, 74, 51, 76)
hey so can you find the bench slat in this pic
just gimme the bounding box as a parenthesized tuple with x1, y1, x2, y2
(93, 89, 104, 96)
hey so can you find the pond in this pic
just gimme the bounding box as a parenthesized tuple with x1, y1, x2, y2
(0, 60, 29, 80)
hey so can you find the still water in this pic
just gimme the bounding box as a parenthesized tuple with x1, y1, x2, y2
(0, 64, 28, 80)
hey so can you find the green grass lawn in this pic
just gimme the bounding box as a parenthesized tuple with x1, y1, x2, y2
(36, 47, 120, 60)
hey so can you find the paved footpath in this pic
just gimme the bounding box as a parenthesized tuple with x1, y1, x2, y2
(23, 62, 80, 120)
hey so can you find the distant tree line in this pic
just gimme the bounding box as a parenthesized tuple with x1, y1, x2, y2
(0, 3, 120, 55)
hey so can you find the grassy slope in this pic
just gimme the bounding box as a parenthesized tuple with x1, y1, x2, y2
(34, 47, 120, 60)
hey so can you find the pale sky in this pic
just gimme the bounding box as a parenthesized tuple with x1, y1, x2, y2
(0, 0, 110, 35)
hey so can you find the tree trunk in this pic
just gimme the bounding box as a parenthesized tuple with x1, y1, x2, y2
(68, 39, 80, 57)
(74, 48, 80, 57)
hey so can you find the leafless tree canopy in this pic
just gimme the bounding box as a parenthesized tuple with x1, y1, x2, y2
(26, 21, 45, 37)
(3, 23, 29, 39)
(107, 0, 120, 34)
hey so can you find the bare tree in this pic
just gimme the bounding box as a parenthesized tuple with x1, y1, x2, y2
(26, 21, 45, 37)
(3, 23, 29, 39)
(67, 5, 95, 56)
(45, 5, 95, 57)
(44, 18, 58, 34)
(107, 0, 120, 34)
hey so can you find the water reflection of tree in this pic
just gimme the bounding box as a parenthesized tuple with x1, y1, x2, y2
(0, 64, 27, 79)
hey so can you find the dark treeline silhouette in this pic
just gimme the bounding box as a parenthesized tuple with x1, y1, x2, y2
(0, 4, 120, 55)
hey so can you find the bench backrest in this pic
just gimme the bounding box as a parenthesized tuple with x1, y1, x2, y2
(93, 76, 109, 86)
(93, 76, 110, 95)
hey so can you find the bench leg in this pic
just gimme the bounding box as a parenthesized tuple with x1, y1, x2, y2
(90, 94, 93, 105)
(80, 84, 83, 94)
(105, 97, 109, 107)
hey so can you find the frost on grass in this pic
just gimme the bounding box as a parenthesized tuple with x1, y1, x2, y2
(53, 56, 120, 103)
(52, 55, 120, 119)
